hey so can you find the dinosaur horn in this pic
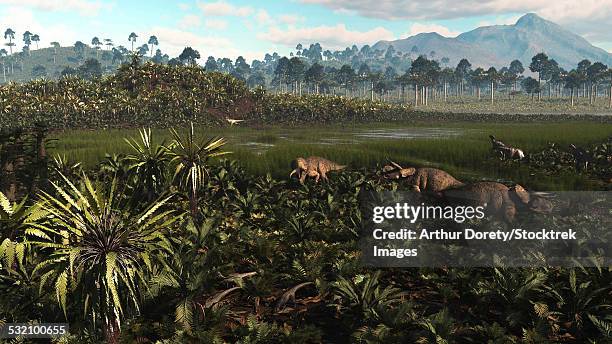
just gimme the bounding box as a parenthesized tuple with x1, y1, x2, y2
(389, 161, 403, 169)
(289, 168, 299, 178)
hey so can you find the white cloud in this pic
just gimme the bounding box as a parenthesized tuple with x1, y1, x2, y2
(255, 9, 272, 25)
(178, 3, 191, 11)
(404, 23, 461, 38)
(299, 0, 612, 43)
(298, 0, 611, 21)
(0, 0, 108, 15)
(149, 26, 263, 62)
(204, 19, 228, 30)
(197, 1, 253, 17)
(0, 7, 78, 51)
(179, 14, 202, 30)
(257, 24, 395, 50)
(477, 14, 522, 27)
(279, 14, 305, 25)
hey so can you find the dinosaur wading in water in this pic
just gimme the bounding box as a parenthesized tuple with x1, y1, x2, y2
(383, 162, 464, 193)
(290, 156, 346, 183)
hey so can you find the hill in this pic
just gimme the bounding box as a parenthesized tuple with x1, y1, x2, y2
(373, 13, 612, 69)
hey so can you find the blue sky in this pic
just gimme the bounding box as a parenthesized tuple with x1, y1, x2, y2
(1, 0, 611, 63)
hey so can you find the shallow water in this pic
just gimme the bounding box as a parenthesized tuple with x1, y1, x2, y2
(236, 127, 472, 152)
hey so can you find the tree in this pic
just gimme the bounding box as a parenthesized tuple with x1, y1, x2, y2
(564, 70, 582, 106)
(128, 32, 138, 51)
(22, 31, 32, 55)
(4, 28, 15, 54)
(337, 64, 355, 96)
(104, 38, 114, 51)
(31, 64, 46, 78)
(522, 77, 540, 100)
(305, 62, 325, 94)
(147, 35, 158, 56)
(454, 58, 471, 97)
(273, 57, 290, 91)
(178, 47, 200, 66)
(586, 62, 608, 105)
(529, 52, 549, 101)
(138, 44, 149, 56)
(471, 67, 486, 100)
(233, 56, 250, 81)
(204, 56, 218, 71)
(73, 41, 87, 59)
(508, 59, 524, 91)
(0, 48, 7, 81)
(31, 34, 40, 49)
(91, 37, 102, 58)
(288, 57, 306, 95)
(486, 67, 499, 103)
(78, 58, 102, 79)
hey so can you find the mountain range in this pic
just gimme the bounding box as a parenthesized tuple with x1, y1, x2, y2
(373, 13, 612, 70)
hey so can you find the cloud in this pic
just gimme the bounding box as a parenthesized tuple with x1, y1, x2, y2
(299, 0, 610, 21)
(255, 9, 272, 25)
(477, 14, 523, 27)
(0, 7, 78, 50)
(257, 24, 395, 50)
(404, 23, 461, 38)
(178, 3, 191, 11)
(205, 19, 228, 30)
(299, 0, 612, 43)
(150, 26, 263, 62)
(279, 14, 305, 25)
(196, 1, 253, 17)
(179, 14, 202, 30)
(0, 0, 108, 15)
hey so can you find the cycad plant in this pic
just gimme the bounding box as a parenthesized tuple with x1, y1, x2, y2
(168, 122, 229, 218)
(124, 128, 171, 203)
(32, 173, 178, 343)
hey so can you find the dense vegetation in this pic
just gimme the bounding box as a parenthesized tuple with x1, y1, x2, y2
(0, 126, 610, 343)
(3, 27, 612, 112)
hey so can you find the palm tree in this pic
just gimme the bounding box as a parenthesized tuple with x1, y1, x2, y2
(4, 28, 15, 54)
(147, 35, 158, 57)
(167, 123, 229, 219)
(31, 34, 40, 49)
(128, 32, 138, 51)
(33, 174, 178, 343)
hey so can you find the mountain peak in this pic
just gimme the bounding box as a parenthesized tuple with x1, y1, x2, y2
(515, 13, 547, 27)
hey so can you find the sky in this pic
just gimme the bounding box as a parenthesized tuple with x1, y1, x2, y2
(1, 0, 611, 63)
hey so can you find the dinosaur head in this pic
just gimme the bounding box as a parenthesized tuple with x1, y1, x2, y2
(290, 157, 308, 178)
(383, 164, 416, 179)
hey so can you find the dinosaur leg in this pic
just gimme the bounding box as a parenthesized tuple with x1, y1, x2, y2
(320, 170, 328, 181)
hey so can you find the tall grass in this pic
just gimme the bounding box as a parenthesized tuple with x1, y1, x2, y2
(50, 121, 611, 190)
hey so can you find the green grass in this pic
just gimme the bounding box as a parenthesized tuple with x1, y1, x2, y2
(50, 121, 612, 191)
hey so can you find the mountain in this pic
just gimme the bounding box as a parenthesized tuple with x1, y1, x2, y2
(373, 13, 612, 69)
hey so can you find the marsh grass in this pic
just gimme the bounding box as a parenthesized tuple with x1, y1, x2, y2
(50, 121, 611, 190)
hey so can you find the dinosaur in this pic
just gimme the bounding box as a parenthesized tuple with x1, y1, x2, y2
(569, 144, 592, 171)
(441, 181, 552, 222)
(489, 135, 525, 160)
(290, 156, 346, 183)
(383, 162, 464, 193)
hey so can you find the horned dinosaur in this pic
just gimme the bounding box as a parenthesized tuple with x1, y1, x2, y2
(441, 181, 552, 222)
(383, 162, 464, 193)
(290, 156, 346, 183)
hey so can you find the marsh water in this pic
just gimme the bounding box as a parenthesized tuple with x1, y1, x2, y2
(52, 122, 611, 191)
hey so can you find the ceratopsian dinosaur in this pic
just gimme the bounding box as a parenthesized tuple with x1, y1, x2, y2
(489, 135, 525, 160)
(290, 156, 346, 183)
(441, 181, 552, 222)
(383, 162, 464, 193)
